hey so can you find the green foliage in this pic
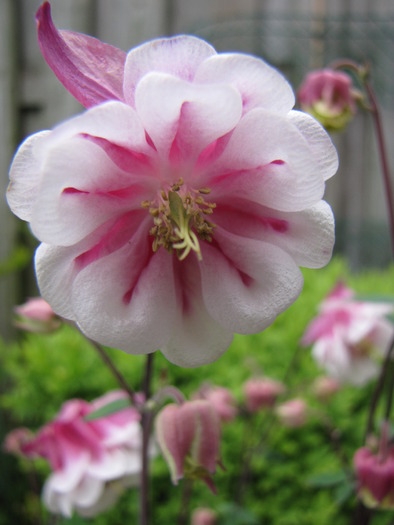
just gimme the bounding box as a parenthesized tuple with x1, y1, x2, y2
(1, 258, 394, 524)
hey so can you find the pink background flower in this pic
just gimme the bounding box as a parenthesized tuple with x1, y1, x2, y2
(20, 391, 144, 517)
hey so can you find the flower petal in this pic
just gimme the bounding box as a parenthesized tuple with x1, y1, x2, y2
(200, 229, 303, 333)
(194, 53, 295, 114)
(36, 2, 126, 107)
(161, 257, 233, 367)
(7, 131, 50, 221)
(135, 72, 242, 162)
(207, 109, 328, 211)
(123, 35, 216, 106)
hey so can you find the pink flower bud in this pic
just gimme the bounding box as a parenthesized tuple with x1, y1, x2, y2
(298, 69, 358, 131)
(155, 400, 221, 491)
(312, 376, 341, 401)
(14, 297, 61, 333)
(191, 507, 217, 525)
(354, 446, 394, 509)
(194, 386, 238, 422)
(276, 398, 308, 428)
(243, 377, 285, 412)
(3, 427, 34, 456)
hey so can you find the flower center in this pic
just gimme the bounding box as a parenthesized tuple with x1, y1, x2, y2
(141, 179, 216, 261)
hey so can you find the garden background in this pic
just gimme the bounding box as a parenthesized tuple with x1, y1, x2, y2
(1, 0, 394, 524)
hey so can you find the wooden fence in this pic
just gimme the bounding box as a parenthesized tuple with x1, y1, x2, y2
(1, 0, 394, 338)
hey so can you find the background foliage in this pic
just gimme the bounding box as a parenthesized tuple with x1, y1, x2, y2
(1, 257, 394, 525)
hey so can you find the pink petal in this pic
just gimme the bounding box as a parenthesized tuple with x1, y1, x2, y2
(123, 35, 216, 106)
(135, 72, 242, 162)
(36, 2, 126, 108)
(161, 257, 232, 367)
(207, 109, 326, 212)
(194, 53, 295, 114)
(200, 229, 303, 334)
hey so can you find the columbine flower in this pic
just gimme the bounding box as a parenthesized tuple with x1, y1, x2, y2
(243, 376, 285, 412)
(14, 297, 61, 333)
(155, 400, 221, 492)
(7, 2, 337, 367)
(191, 507, 218, 525)
(298, 69, 358, 131)
(19, 391, 144, 517)
(302, 282, 394, 386)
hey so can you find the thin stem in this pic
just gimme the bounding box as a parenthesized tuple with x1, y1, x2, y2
(140, 353, 154, 525)
(364, 81, 394, 259)
(88, 338, 136, 402)
(365, 337, 394, 440)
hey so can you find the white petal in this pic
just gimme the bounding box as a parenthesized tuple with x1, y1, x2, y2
(7, 131, 50, 221)
(135, 72, 242, 162)
(200, 229, 303, 334)
(194, 53, 295, 113)
(123, 35, 216, 106)
(288, 110, 338, 181)
(71, 475, 104, 507)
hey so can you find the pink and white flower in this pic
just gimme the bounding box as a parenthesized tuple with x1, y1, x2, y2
(14, 297, 61, 333)
(20, 391, 144, 517)
(193, 385, 238, 422)
(7, 2, 337, 367)
(302, 283, 394, 385)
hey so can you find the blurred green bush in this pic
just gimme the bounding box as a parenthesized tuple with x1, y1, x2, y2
(1, 257, 394, 525)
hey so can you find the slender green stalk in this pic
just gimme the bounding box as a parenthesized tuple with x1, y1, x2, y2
(140, 354, 154, 525)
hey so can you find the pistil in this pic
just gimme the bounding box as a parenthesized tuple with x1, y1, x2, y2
(142, 179, 216, 261)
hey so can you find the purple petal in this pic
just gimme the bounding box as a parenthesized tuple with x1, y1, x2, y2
(36, 2, 126, 108)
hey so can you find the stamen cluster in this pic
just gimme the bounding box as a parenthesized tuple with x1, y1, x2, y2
(142, 179, 216, 261)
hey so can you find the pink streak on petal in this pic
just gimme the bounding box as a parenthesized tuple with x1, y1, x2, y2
(73, 211, 147, 271)
(36, 2, 126, 108)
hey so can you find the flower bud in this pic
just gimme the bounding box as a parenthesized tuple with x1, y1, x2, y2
(354, 447, 394, 509)
(155, 400, 221, 491)
(194, 385, 238, 422)
(191, 507, 217, 525)
(298, 69, 358, 131)
(243, 377, 285, 412)
(3, 427, 34, 456)
(312, 376, 341, 401)
(14, 297, 61, 333)
(276, 398, 308, 428)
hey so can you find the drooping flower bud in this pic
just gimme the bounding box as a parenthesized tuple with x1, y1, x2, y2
(298, 69, 358, 131)
(155, 400, 221, 491)
(275, 398, 308, 428)
(243, 377, 285, 412)
(354, 424, 394, 510)
(14, 297, 61, 333)
(312, 376, 341, 401)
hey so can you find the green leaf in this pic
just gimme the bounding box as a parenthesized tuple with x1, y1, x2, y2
(355, 294, 394, 304)
(334, 480, 355, 505)
(84, 398, 131, 421)
(306, 470, 348, 488)
(217, 503, 259, 525)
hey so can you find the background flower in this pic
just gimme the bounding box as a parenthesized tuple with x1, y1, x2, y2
(7, 4, 337, 367)
(19, 391, 144, 517)
(302, 282, 394, 385)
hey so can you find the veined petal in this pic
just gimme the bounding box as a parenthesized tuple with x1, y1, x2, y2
(36, 2, 126, 107)
(31, 136, 151, 246)
(213, 200, 334, 268)
(207, 109, 329, 211)
(200, 229, 303, 334)
(70, 245, 177, 353)
(135, 72, 242, 162)
(161, 257, 232, 367)
(194, 53, 295, 114)
(123, 35, 216, 106)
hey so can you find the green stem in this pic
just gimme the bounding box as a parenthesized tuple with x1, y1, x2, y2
(140, 353, 154, 525)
